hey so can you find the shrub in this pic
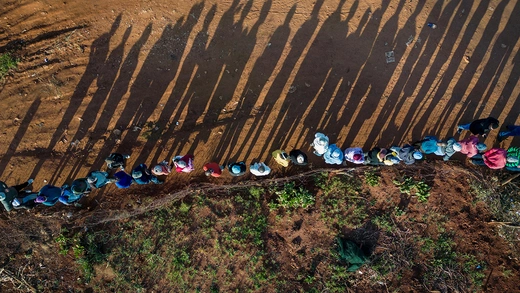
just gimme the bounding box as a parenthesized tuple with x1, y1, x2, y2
(271, 182, 314, 210)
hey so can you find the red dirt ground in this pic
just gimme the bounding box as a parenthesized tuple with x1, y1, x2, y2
(1, 0, 520, 291)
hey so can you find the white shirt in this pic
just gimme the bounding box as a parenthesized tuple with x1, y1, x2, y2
(312, 132, 329, 155)
(250, 162, 271, 176)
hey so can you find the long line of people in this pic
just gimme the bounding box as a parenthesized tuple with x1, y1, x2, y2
(1, 117, 520, 212)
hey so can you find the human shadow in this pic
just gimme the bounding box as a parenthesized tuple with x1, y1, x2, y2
(407, 0, 509, 140)
(461, 0, 520, 123)
(148, 0, 271, 165)
(212, 5, 297, 164)
(0, 98, 41, 178)
(112, 3, 204, 168)
(336, 0, 423, 149)
(231, 0, 325, 162)
(28, 15, 122, 182)
(139, 4, 218, 166)
(360, 0, 459, 147)
(51, 26, 133, 183)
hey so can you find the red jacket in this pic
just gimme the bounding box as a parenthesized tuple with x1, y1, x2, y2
(203, 162, 222, 177)
(483, 148, 507, 169)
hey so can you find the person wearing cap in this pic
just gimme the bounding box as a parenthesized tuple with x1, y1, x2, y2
(498, 125, 520, 142)
(323, 144, 344, 165)
(457, 117, 499, 138)
(250, 162, 271, 176)
(311, 132, 329, 156)
(505, 146, 520, 172)
(105, 153, 130, 170)
(289, 149, 308, 166)
(113, 170, 133, 188)
(203, 162, 224, 177)
(459, 136, 486, 158)
(173, 154, 194, 173)
(36, 185, 62, 206)
(132, 164, 163, 185)
(344, 147, 365, 164)
(0, 178, 34, 212)
(151, 160, 172, 176)
(87, 171, 115, 189)
(470, 148, 507, 169)
(228, 162, 247, 177)
(272, 150, 290, 167)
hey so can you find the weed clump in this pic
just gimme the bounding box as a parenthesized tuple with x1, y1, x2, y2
(0, 53, 18, 79)
(393, 176, 431, 202)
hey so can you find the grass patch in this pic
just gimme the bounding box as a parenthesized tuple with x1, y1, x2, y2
(0, 52, 18, 79)
(393, 176, 431, 202)
(270, 181, 314, 210)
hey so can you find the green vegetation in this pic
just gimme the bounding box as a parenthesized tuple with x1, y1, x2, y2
(0, 52, 18, 79)
(44, 170, 508, 292)
(364, 170, 380, 186)
(271, 181, 314, 210)
(315, 173, 368, 229)
(393, 176, 431, 202)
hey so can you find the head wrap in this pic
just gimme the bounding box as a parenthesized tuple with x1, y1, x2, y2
(413, 151, 423, 160)
(452, 143, 462, 152)
(232, 165, 241, 174)
(476, 143, 487, 151)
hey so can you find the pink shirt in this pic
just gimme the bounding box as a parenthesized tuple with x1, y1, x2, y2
(459, 136, 479, 158)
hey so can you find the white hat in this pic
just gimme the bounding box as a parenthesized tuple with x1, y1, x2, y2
(297, 155, 305, 164)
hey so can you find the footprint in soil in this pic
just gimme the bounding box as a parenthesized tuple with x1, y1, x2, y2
(293, 219, 303, 231)
(292, 236, 302, 246)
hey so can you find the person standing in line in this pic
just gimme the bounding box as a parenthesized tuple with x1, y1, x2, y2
(344, 147, 364, 164)
(289, 149, 308, 166)
(105, 153, 131, 170)
(228, 162, 247, 177)
(113, 170, 133, 188)
(459, 136, 486, 158)
(87, 171, 115, 189)
(250, 162, 271, 177)
(323, 144, 344, 165)
(498, 125, 520, 142)
(272, 150, 290, 167)
(152, 160, 172, 176)
(173, 154, 194, 173)
(132, 164, 163, 184)
(0, 178, 34, 212)
(505, 146, 520, 172)
(470, 148, 507, 169)
(457, 116, 499, 138)
(203, 162, 224, 177)
(311, 132, 329, 156)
